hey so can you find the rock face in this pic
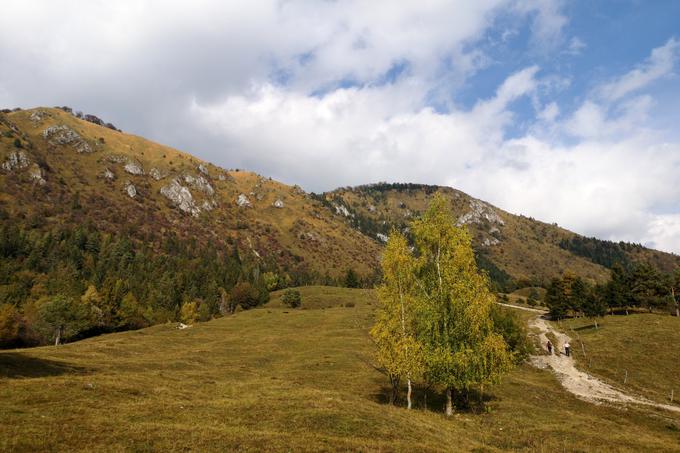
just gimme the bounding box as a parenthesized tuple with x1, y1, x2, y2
(1, 150, 30, 171)
(273, 199, 284, 208)
(30, 110, 49, 123)
(457, 199, 505, 227)
(42, 125, 92, 153)
(28, 164, 46, 185)
(237, 194, 251, 207)
(125, 182, 137, 198)
(161, 178, 200, 217)
(124, 161, 144, 175)
(197, 164, 210, 176)
(183, 174, 214, 196)
(149, 168, 164, 181)
(333, 203, 352, 217)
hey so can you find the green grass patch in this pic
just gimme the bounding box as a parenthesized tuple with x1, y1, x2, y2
(1, 287, 679, 451)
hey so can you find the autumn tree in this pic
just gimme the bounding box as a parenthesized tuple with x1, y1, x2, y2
(411, 194, 511, 416)
(371, 230, 423, 408)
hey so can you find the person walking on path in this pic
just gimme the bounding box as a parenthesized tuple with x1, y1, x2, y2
(546, 340, 553, 355)
(564, 341, 571, 357)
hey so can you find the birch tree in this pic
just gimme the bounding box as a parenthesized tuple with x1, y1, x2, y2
(371, 230, 423, 408)
(411, 194, 512, 416)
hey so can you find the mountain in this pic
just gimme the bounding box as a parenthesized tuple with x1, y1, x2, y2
(317, 183, 680, 290)
(0, 107, 382, 284)
(2, 106, 677, 293)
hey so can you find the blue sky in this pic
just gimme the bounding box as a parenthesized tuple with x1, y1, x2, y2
(1, 0, 679, 253)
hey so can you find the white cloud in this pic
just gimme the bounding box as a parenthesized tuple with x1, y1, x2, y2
(565, 36, 586, 56)
(598, 37, 679, 101)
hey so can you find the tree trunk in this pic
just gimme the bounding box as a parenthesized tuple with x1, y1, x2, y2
(445, 387, 454, 416)
(54, 326, 62, 346)
(389, 376, 400, 405)
(407, 378, 413, 410)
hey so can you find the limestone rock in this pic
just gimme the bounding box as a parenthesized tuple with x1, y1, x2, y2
(29, 164, 46, 185)
(103, 168, 115, 180)
(201, 199, 217, 211)
(376, 233, 388, 243)
(125, 182, 137, 198)
(482, 237, 500, 247)
(42, 125, 92, 153)
(273, 199, 284, 208)
(183, 174, 214, 196)
(197, 164, 210, 176)
(368, 205, 377, 213)
(106, 154, 127, 164)
(29, 110, 49, 123)
(237, 194, 251, 207)
(124, 161, 144, 175)
(149, 168, 164, 181)
(1, 150, 30, 171)
(333, 203, 352, 217)
(160, 178, 200, 217)
(457, 199, 505, 227)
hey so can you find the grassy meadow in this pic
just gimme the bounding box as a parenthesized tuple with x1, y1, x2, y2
(1, 287, 679, 452)
(558, 313, 680, 408)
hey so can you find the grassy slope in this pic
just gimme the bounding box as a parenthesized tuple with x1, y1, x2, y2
(558, 314, 680, 408)
(0, 108, 381, 278)
(1, 287, 679, 452)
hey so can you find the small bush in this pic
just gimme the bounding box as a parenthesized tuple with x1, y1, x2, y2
(344, 302, 355, 308)
(13, 138, 22, 148)
(281, 289, 301, 308)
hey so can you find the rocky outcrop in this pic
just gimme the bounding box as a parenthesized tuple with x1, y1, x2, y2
(1, 150, 30, 171)
(103, 168, 115, 180)
(124, 161, 144, 175)
(149, 168, 165, 181)
(457, 199, 505, 227)
(237, 194, 251, 207)
(107, 154, 127, 164)
(273, 199, 284, 208)
(42, 125, 92, 153)
(160, 178, 200, 217)
(125, 182, 137, 198)
(29, 110, 50, 123)
(197, 164, 210, 176)
(333, 203, 352, 217)
(482, 237, 500, 247)
(376, 233, 388, 243)
(28, 164, 46, 185)
(183, 174, 214, 196)
(201, 199, 217, 211)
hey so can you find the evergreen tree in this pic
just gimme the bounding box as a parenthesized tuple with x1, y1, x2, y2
(344, 268, 360, 288)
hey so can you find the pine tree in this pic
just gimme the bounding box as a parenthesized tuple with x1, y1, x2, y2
(370, 230, 423, 408)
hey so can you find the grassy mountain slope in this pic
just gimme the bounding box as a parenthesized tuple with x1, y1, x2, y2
(1, 287, 678, 451)
(321, 184, 679, 288)
(0, 108, 381, 281)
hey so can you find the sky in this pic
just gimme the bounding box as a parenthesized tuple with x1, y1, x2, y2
(1, 1, 680, 253)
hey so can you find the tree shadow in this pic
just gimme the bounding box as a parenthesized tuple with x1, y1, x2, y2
(573, 324, 599, 332)
(0, 353, 88, 379)
(370, 383, 497, 414)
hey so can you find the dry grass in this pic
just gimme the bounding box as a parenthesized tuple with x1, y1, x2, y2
(558, 313, 680, 408)
(1, 287, 679, 452)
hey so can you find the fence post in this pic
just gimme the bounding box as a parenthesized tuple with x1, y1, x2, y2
(671, 390, 674, 403)
(624, 370, 628, 385)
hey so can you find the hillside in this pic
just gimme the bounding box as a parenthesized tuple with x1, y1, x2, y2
(0, 107, 381, 281)
(319, 184, 680, 289)
(1, 287, 678, 452)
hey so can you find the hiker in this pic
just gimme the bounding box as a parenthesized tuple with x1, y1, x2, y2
(546, 340, 553, 355)
(564, 341, 571, 357)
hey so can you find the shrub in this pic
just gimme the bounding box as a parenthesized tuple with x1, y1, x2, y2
(13, 138, 22, 148)
(344, 301, 355, 308)
(281, 289, 301, 308)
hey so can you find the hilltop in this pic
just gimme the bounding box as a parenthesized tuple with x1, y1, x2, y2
(319, 183, 680, 289)
(0, 107, 381, 282)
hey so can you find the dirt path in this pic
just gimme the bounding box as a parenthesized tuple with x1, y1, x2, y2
(498, 303, 680, 414)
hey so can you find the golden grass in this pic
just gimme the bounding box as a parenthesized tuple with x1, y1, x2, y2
(1, 287, 679, 452)
(559, 313, 680, 408)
